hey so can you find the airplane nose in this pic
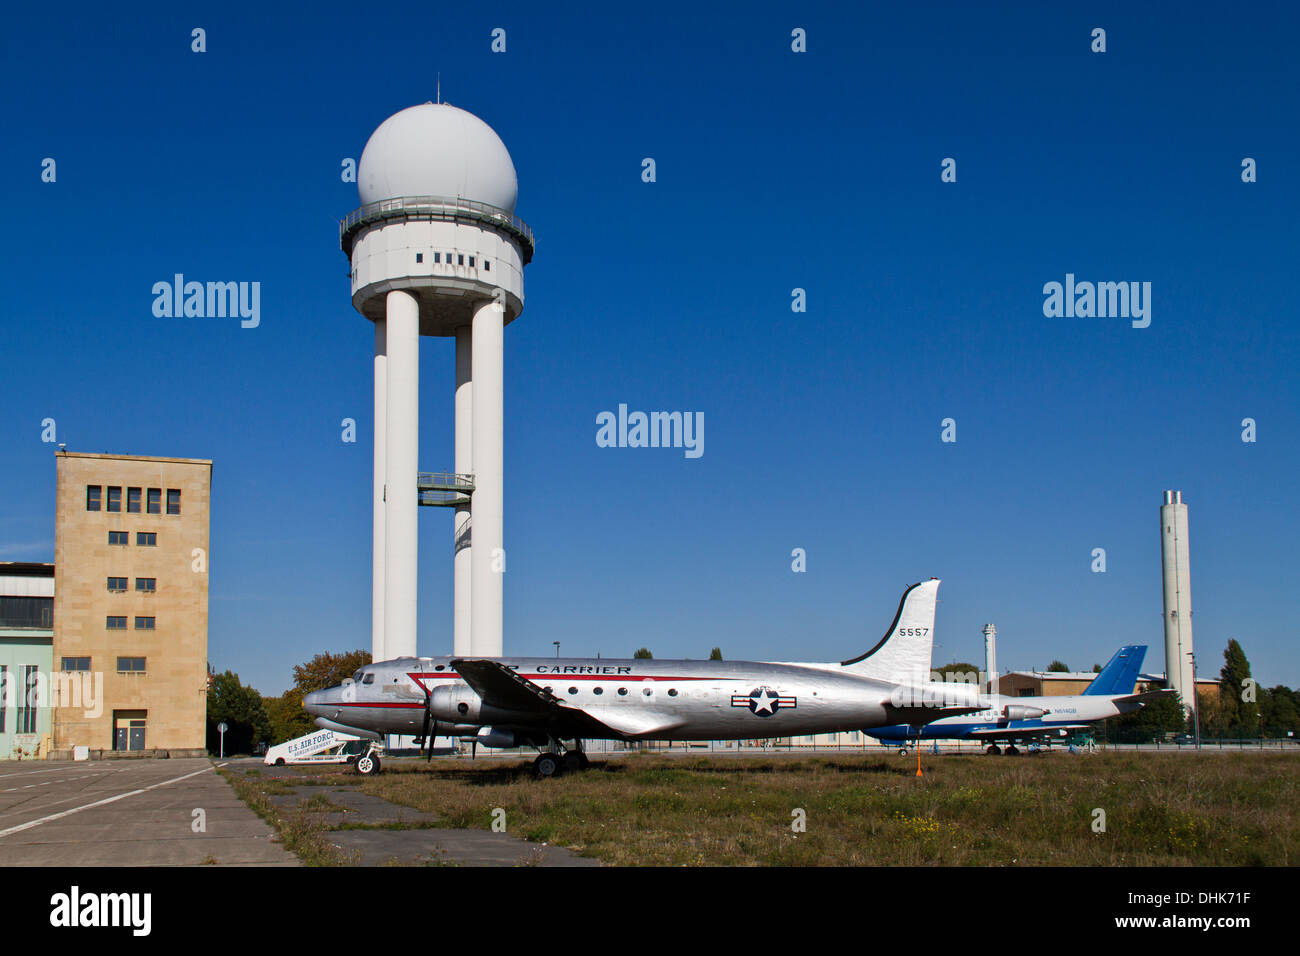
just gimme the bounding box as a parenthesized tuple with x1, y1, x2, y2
(303, 688, 333, 715)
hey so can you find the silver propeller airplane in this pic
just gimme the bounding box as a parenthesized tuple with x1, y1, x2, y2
(303, 578, 986, 776)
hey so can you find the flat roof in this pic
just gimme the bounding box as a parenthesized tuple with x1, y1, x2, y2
(55, 451, 211, 466)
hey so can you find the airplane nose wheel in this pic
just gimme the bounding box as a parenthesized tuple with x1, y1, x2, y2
(533, 752, 563, 778)
(355, 753, 381, 775)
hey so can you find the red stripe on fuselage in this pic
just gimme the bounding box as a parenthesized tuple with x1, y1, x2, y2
(406, 672, 715, 682)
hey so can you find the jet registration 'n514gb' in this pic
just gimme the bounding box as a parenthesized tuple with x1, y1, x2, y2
(304, 578, 983, 777)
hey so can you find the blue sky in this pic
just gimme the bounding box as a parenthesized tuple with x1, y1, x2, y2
(2, 2, 1297, 693)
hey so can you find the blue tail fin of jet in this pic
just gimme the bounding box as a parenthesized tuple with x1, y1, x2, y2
(1083, 645, 1146, 696)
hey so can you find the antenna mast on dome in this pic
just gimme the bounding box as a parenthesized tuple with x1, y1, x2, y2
(437, 73, 441, 104)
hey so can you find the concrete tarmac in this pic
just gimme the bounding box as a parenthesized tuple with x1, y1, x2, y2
(0, 758, 296, 867)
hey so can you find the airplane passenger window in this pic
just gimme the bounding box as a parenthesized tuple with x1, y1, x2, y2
(567, 687, 578, 695)
(593, 687, 603, 695)
(617, 687, 628, 696)
(667, 689, 678, 696)
(643, 688, 653, 696)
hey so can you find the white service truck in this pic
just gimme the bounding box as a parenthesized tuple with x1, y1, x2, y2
(264, 728, 380, 771)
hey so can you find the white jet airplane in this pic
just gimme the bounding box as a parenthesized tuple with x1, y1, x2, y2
(868, 644, 1174, 754)
(303, 578, 984, 776)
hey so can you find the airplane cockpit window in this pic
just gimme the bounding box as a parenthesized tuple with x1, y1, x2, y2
(363, 673, 375, 685)
(353, 670, 364, 682)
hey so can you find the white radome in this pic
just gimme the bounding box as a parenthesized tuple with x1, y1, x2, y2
(357, 103, 519, 213)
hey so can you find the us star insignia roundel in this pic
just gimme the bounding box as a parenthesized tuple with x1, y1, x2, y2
(731, 685, 797, 716)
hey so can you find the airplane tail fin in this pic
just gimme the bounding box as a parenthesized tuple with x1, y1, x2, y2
(1082, 645, 1147, 696)
(839, 579, 940, 685)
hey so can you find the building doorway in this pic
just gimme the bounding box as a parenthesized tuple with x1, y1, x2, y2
(113, 710, 147, 751)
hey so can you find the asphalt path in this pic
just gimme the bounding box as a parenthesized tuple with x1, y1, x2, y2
(0, 758, 296, 866)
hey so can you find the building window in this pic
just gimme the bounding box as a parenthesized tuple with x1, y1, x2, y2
(106, 486, 122, 512)
(117, 657, 147, 673)
(18, 666, 37, 734)
(107, 616, 127, 630)
(484, 260, 490, 271)
(0, 596, 54, 629)
(457, 254, 464, 266)
(109, 530, 129, 546)
(86, 485, 102, 511)
(434, 252, 440, 263)
(468, 256, 475, 268)
(134, 616, 156, 630)
(127, 487, 142, 513)
(166, 489, 181, 515)
(61, 657, 91, 672)
(147, 488, 161, 514)
(415, 253, 423, 263)
(107, 577, 128, 592)
(136, 577, 156, 593)
(136, 532, 157, 547)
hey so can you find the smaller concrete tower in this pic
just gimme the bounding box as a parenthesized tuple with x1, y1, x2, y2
(1160, 490, 1196, 715)
(982, 623, 997, 695)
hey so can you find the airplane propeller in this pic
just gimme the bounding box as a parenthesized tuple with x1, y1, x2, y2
(421, 689, 435, 762)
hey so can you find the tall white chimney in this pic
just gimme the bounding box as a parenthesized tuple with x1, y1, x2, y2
(1160, 490, 1196, 715)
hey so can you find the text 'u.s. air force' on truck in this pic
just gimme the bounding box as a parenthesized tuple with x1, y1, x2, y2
(303, 578, 999, 776)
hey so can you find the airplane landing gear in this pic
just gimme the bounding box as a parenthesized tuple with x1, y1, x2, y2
(533, 752, 563, 778)
(986, 744, 1001, 755)
(1004, 745, 1020, 756)
(355, 751, 382, 775)
(533, 738, 590, 778)
(564, 750, 589, 772)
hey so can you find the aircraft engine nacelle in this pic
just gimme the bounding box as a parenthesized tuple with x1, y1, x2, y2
(1001, 705, 1046, 721)
(429, 685, 483, 724)
(475, 727, 517, 749)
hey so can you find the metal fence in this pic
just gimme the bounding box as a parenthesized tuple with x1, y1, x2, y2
(340, 195, 535, 261)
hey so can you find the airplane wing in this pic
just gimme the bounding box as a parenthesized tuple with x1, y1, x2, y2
(1113, 689, 1176, 705)
(885, 704, 988, 725)
(449, 659, 685, 739)
(964, 725, 1085, 740)
(883, 685, 989, 725)
(450, 658, 560, 711)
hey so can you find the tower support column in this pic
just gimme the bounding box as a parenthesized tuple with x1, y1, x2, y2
(454, 325, 473, 656)
(372, 319, 387, 662)
(470, 298, 504, 657)
(385, 290, 420, 660)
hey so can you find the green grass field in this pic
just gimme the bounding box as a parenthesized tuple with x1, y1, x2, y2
(352, 751, 1298, 866)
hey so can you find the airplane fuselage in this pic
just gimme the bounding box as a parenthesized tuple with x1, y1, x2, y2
(306, 655, 918, 742)
(869, 692, 1130, 743)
